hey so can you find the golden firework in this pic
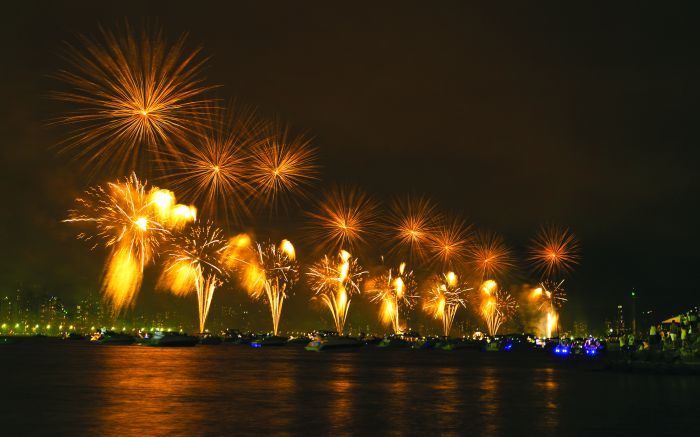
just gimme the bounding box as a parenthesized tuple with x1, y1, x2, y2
(307, 250, 368, 335)
(385, 195, 437, 263)
(470, 231, 514, 280)
(307, 186, 380, 253)
(52, 23, 214, 177)
(423, 272, 471, 337)
(160, 104, 264, 227)
(159, 222, 229, 333)
(224, 238, 299, 335)
(428, 216, 472, 268)
(368, 262, 418, 334)
(65, 173, 196, 310)
(478, 280, 517, 336)
(529, 225, 580, 278)
(248, 123, 319, 210)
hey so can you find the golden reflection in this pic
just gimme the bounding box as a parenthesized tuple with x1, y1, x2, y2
(479, 366, 500, 437)
(328, 359, 354, 435)
(533, 367, 560, 430)
(434, 367, 459, 431)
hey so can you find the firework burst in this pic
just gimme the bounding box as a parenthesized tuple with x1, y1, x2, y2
(478, 280, 517, 336)
(160, 104, 264, 227)
(159, 222, 229, 333)
(307, 187, 380, 253)
(428, 217, 472, 269)
(224, 238, 299, 335)
(248, 123, 319, 210)
(52, 23, 214, 177)
(423, 272, 471, 337)
(368, 262, 418, 334)
(470, 231, 514, 281)
(65, 173, 196, 310)
(385, 195, 437, 263)
(307, 250, 368, 334)
(529, 225, 580, 278)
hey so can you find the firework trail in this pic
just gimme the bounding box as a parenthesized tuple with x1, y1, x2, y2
(224, 238, 299, 336)
(529, 279, 567, 338)
(52, 23, 213, 177)
(423, 271, 471, 337)
(368, 262, 418, 334)
(159, 222, 229, 333)
(478, 280, 517, 336)
(307, 250, 368, 335)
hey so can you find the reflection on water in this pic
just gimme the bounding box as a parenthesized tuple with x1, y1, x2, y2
(479, 366, 500, 437)
(1, 343, 699, 436)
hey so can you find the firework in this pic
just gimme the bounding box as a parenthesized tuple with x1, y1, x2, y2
(368, 262, 418, 334)
(423, 272, 471, 337)
(52, 23, 213, 177)
(65, 174, 196, 310)
(307, 187, 380, 253)
(470, 231, 514, 281)
(307, 250, 368, 335)
(478, 280, 517, 336)
(160, 104, 264, 227)
(529, 279, 567, 338)
(225, 238, 299, 335)
(159, 223, 229, 333)
(385, 195, 437, 263)
(248, 123, 319, 210)
(529, 225, 580, 278)
(428, 216, 472, 268)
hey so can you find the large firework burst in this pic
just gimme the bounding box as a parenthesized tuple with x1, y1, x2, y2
(529, 225, 580, 278)
(307, 186, 380, 253)
(470, 230, 514, 281)
(385, 195, 437, 263)
(160, 103, 264, 227)
(248, 123, 319, 210)
(307, 250, 368, 334)
(52, 23, 213, 177)
(65, 173, 195, 310)
(428, 216, 472, 268)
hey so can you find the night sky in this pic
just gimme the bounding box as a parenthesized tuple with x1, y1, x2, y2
(1, 1, 698, 331)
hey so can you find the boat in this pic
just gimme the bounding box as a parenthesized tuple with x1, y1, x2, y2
(305, 335, 362, 352)
(63, 332, 86, 341)
(1, 336, 16, 345)
(250, 335, 288, 347)
(90, 330, 135, 345)
(286, 335, 311, 346)
(147, 331, 198, 347)
(199, 334, 222, 345)
(377, 336, 411, 348)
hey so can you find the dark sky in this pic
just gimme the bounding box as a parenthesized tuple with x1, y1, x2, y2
(1, 1, 698, 332)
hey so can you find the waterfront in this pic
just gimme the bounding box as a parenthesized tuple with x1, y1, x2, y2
(1, 342, 698, 436)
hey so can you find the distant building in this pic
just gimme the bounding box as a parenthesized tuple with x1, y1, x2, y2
(616, 304, 625, 335)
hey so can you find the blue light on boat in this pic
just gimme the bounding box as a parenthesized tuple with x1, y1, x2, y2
(251, 342, 262, 348)
(504, 343, 513, 351)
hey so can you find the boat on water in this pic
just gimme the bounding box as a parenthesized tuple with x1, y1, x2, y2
(90, 330, 135, 345)
(287, 335, 311, 346)
(199, 334, 222, 345)
(1, 336, 16, 345)
(305, 335, 362, 352)
(441, 339, 484, 351)
(147, 331, 198, 347)
(250, 335, 288, 347)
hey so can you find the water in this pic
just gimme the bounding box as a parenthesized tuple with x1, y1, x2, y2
(1, 341, 697, 436)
